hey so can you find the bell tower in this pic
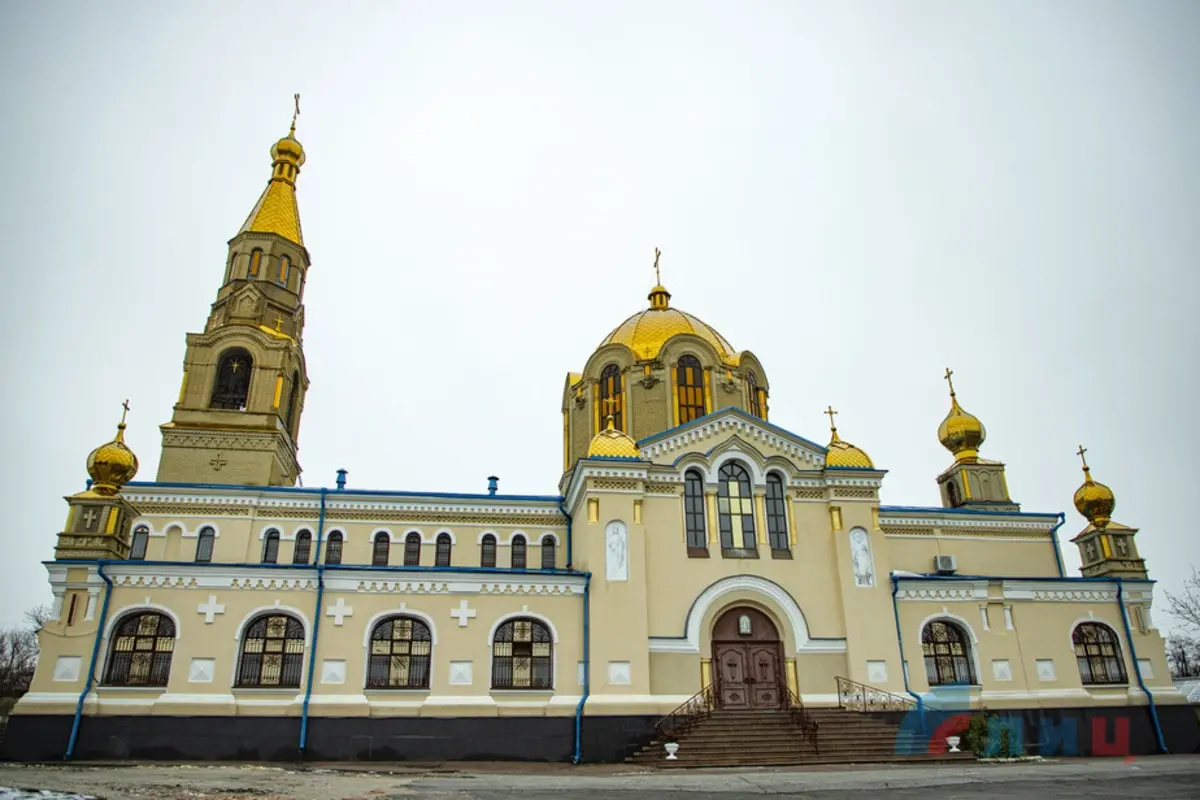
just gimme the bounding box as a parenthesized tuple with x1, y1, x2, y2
(934, 368, 1019, 512)
(157, 98, 311, 486)
(1070, 447, 1147, 579)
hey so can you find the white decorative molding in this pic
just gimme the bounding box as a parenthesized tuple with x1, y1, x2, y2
(451, 599, 477, 628)
(188, 658, 215, 683)
(895, 580, 988, 602)
(326, 597, 353, 626)
(577, 661, 586, 686)
(449, 661, 473, 686)
(53, 656, 81, 682)
(104, 603, 184, 640)
(1137, 659, 1154, 680)
(638, 410, 825, 467)
(606, 520, 629, 582)
(866, 660, 888, 683)
(608, 661, 632, 685)
(992, 659, 1013, 682)
(360, 606, 438, 646)
(1036, 659, 1057, 682)
(321, 659, 346, 685)
(1004, 605, 1014, 630)
(849, 527, 875, 588)
(198, 595, 225, 624)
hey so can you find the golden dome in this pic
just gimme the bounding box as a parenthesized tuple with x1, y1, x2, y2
(587, 417, 641, 460)
(823, 406, 874, 468)
(1073, 448, 1115, 527)
(937, 369, 986, 461)
(271, 131, 306, 167)
(600, 283, 738, 364)
(86, 403, 139, 496)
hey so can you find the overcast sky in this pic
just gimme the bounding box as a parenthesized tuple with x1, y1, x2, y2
(1, 1, 1197, 631)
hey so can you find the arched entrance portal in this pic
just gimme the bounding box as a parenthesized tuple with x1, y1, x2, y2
(712, 607, 784, 710)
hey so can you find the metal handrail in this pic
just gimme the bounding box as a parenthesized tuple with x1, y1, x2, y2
(655, 682, 716, 741)
(781, 679, 820, 752)
(835, 675, 917, 712)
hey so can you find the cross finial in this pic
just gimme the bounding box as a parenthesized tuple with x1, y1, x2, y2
(653, 247, 662, 286)
(290, 93, 300, 135)
(274, 313, 285, 332)
(824, 404, 838, 432)
(1076, 444, 1090, 472)
(601, 394, 618, 426)
(943, 367, 956, 397)
(120, 398, 131, 426)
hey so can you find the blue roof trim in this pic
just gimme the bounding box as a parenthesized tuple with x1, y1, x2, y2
(45, 558, 587, 576)
(636, 406, 828, 453)
(825, 466, 888, 473)
(123, 480, 563, 504)
(583, 455, 644, 463)
(891, 572, 1155, 585)
(879, 504, 1062, 519)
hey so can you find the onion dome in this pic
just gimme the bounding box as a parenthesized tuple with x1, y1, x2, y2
(937, 368, 986, 461)
(87, 401, 139, 496)
(823, 406, 874, 468)
(239, 97, 306, 245)
(1073, 446, 1115, 527)
(587, 416, 641, 460)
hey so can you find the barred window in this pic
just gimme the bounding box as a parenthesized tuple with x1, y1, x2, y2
(717, 461, 756, 550)
(511, 535, 527, 569)
(676, 355, 706, 424)
(367, 616, 432, 689)
(404, 533, 421, 566)
(261, 529, 280, 564)
(130, 525, 149, 560)
(325, 532, 343, 565)
(481, 534, 497, 568)
(540, 535, 556, 569)
(293, 530, 312, 564)
(747, 371, 763, 418)
(491, 618, 552, 690)
(211, 348, 253, 410)
(765, 473, 788, 550)
(236, 613, 305, 687)
(435, 533, 452, 567)
(684, 470, 707, 551)
(1073, 623, 1128, 685)
(922, 620, 977, 686)
(598, 363, 623, 432)
(373, 532, 390, 566)
(195, 526, 215, 563)
(103, 612, 174, 686)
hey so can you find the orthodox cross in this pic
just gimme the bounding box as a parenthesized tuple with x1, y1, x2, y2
(943, 367, 956, 396)
(1076, 444, 1089, 470)
(653, 247, 662, 285)
(824, 404, 838, 431)
(274, 314, 285, 332)
(601, 393, 619, 424)
(209, 453, 228, 472)
(81, 508, 98, 528)
(451, 599, 477, 628)
(290, 93, 300, 134)
(120, 398, 130, 425)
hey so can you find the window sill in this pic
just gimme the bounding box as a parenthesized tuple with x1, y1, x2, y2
(97, 685, 167, 693)
(364, 688, 431, 695)
(231, 686, 302, 693)
(770, 548, 793, 560)
(687, 547, 710, 559)
(1083, 683, 1129, 690)
(721, 548, 759, 559)
(489, 689, 555, 695)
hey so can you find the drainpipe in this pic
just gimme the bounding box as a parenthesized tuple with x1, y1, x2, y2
(1114, 576, 1168, 754)
(572, 571, 592, 764)
(298, 487, 328, 757)
(558, 498, 573, 570)
(1049, 512, 1066, 578)
(65, 561, 113, 760)
(890, 574, 925, 736)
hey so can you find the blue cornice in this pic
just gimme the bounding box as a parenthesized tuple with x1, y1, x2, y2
(879, 504, 1061, 520)
(123, 480, 563, 504)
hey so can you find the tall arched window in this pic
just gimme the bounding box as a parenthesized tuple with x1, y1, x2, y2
(921, 620, 977, 686)
(248, 248, 263, 277)
(491, 617, 552, 689)
(367, 616, 432, 689)
(129, 525, 149, 560)
(765, 473, 789, 551)
(684, 470, 708, 552)
(195, 526, 215, 563)
(511, 535, 527, 569)
(103, 612, 175, 686)
(261, 529, 280, 564)
(946, 481, 959, 507)
(293, 530, 312, 564)
(403, 533, 421, 566)
(228, 251, 239, 282)
(435, 533, 452, 567)
(676, 355, 707, 424)
(324, 532, 343, 565)
(1073, 623, 1128, 685)
(211, 348, 253, 410)
(284, 370, 301, 435)
(481, 534, 497, 568)
(236, 613, 305, 687)
(278, 255, 290, 285)
(372, 532, 391, 566)
(747, 371, 763, 418)
(717, 461, 756, 550)
(598, 363, 624, 432)
(540, 535, 556, 569)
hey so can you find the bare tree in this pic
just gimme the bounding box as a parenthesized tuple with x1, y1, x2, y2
(24, 603, 52, 632)
(0, 626, 38, 699)
(1166, 634, 1200, 679)
(1165, 566, 1200, 634)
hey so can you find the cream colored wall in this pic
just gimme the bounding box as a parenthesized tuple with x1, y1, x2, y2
(884, 533, 1061, 577)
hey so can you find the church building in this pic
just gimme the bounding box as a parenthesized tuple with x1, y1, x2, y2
(4, 110, 1196, 764)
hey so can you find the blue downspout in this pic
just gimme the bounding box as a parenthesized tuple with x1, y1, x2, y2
(572, 571, 592, 764)
(1049, 512, 1066, 578)
(558, 498, 573, 570)
(298, 487, 328, 757)
(890, 575, 925, 735)
(65, 561, 113, 760)
(1114, 576, 1168, 754)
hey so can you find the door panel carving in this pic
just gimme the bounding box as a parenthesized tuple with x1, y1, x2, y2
(712, 607, 784, 710)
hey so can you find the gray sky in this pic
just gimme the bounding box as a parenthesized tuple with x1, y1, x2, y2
(1, 1, 1197, 630)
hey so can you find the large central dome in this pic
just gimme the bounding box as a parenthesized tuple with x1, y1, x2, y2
(599, 284, 738, 364)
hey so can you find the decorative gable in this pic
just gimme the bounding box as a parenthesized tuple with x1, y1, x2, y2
(638, 408, 827, 469)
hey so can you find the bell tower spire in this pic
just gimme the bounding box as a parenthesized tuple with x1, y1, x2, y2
(156, 99, 312, 486)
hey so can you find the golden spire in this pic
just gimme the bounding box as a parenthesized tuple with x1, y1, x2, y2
(1073, 444, 1115, 527)
(86, 399, 140, 495)
(937, 367, 986, 461)
(239, 95, 306, 245)
(825, 405, 840, 441)
(823, 405, 874, 468)
(648, 246, 671, 310)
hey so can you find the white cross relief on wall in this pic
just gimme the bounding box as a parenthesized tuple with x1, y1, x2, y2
(451, 599, 477, 628)
(326, 597, 354, 626)
(197, 595, 226, 624)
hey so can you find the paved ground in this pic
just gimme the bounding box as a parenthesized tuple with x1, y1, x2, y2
(0, 756, 1198, 799)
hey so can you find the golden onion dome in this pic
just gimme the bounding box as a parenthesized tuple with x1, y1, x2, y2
(587, 417, 641, 460)
(86, 404, 139, 495)
(822, 407, 874, 468)
(1073, 449, 1115, 527)
(937, 369, 986, 461)
(271, 133, 305, 166)
(600, 283, 738, 364)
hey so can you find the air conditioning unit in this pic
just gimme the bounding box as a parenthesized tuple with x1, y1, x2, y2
(934, 554, 958, 575)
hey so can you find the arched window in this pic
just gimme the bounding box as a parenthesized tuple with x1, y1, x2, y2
(367, 616, 432, 689)
(284, 370, 301, 435)
(717, 461, 756, 550)
(747, 371, 763, 418)
(921, 620, 977, 686)
(236, 613, 305, 687)
(541, 535, 556, 569)
(228, 251, 239, 282)
(195, 526, 215, 563)
(435, 533, 452, 567)
(261, 529, 280, 564)
(511, 535, 527, 569)
(676, 355, 707, 424)
(481, 534, 497, 568)
(372, 532, 390, 566)
(403, 533, 421, 566)
(765, 473, 788, 551)
(278, 255, 290, 285)
(598, 363, 624, 432)
(491, 617, 552, 689)
(325, 532, 343, 565)
(211, 348, 253, 410)
(293, 530, 312, 564)
(103, 612, 175, 686)
(946, 481, 959, 507)
(129, 525, 149, 560)
(684, 470, 707, 552)
(248, 248, 263, 278)
(1073, 623, 1128, 685)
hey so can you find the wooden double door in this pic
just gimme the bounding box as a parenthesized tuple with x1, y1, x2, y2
(712, 607, 784, 710)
